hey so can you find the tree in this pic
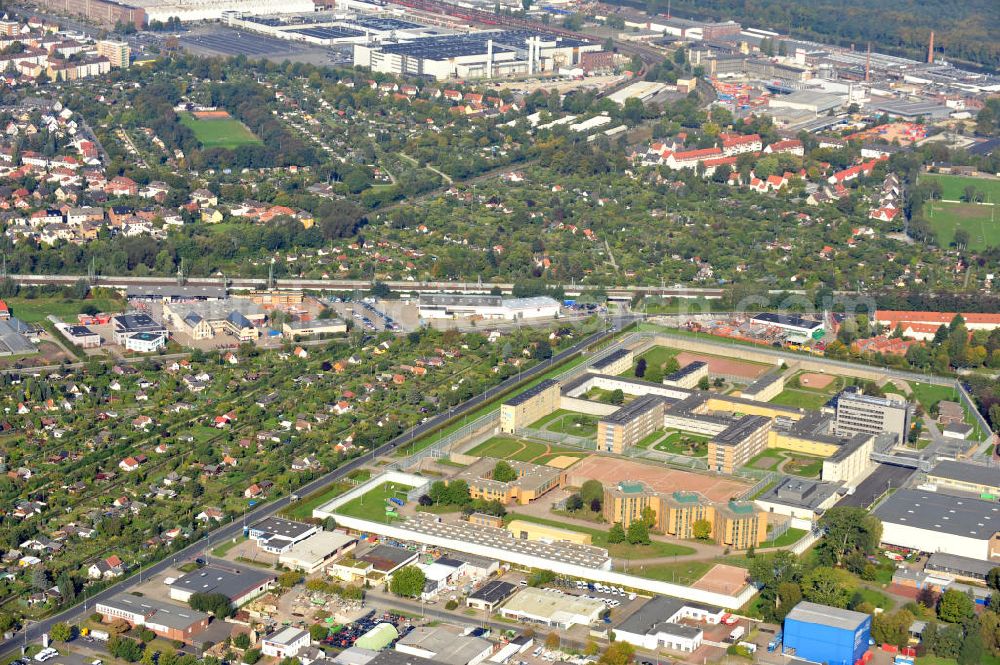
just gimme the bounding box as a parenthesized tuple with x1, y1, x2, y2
(871, 610, 913, 648)
(958, 620, 984, 665)
(188, 592, 233, 618)
(801, 567, 850, 608)
(634, 358, 647, 378)
(776, 582, 802, 618)
(818, 506, 882, 562)
(580, 480, 603, 507)
(389, 565, 426, 597)
(545, 631, 560, 649)
(233, 633, 251, 649)
(565, 494, 584, 511)
(626, 520, 650, 545)
(492, 460, 518, 483)
(987, 566, 1000, 592)
(243, 649, 261, 665)
(608, 523, 626, 544)
(599, 641, 634, 665)
(938, 588, 975, 623)
(697, 376, 710, 390)
(692, 519, 712, 540)
(279, 571, 303, 588)
(50, 622, 74, 642)
(309, 624, 328, 641)
(608, 389, 624, 405)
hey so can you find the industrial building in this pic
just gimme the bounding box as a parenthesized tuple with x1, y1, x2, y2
(498, 587, 605, 629)
(96, 594, 209, 641)
(613, 595, 725, 653)
(834, 390, 910, 446)
(754, 476, 841, 525)
(417, 294, 560, 320)
(355, 30, 601, 81)
(277, 531, 357, 573)
(112, 312, 168, 345)
(261, 627, 311, 659)
(751, 312, 825, 341)
(873, 488, 1000, 562)
(168, 559, 277, 606)
(124, 331, 167, 353)
(783, 602, 871, 665)
(466, 580, 517, 612)
(248, 517, 319, 554)
(500, 379, 560, 433)
(37, 0, 145, 29)
(162, 300, 266, 341)
(395, 624, 492, 665)
(767, 90, 845, 115)
(597, 394, 665, 454)
(282, 318, 347, 339)
(507, 519, 592, 545)
(59, 324, 102, 349)
(131, 0, 315, 23)
(926, 460, 1000, 498)
(707, 414, 772, 474)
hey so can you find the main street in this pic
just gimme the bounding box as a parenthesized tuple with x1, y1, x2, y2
(0, 315, 638, 657)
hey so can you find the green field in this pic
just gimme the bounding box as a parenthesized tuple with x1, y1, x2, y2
(335, 482, 413, 522)
(283, 481, 354, 520)
(925, 200, 999, 251)
(769, 388, 831, 410)
(467, 436, 583, 463)
(7, 296, 125, 324)
(629, 560, 712, 584)
(652, 431, 709, 457)
(908, 381, 959, 411)
(921, 172, 1000, 201)
(181, 113, 262, 149)
(531, 409, 598, 437)
(759, 528, 806, 549)
(505, 512, 695, 559)
(625, 346, 680, 375)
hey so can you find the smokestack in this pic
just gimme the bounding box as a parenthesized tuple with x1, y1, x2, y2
(486, 39, 492, 78)
(927, 31, 934, 63)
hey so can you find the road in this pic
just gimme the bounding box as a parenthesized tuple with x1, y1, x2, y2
(0, 317, 636, 657)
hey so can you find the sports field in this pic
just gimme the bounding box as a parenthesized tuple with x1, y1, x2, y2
(180, 112, 261, 149)
(335, 482, 412, 522)
(921, 173, 1000, 201)
(924, 201, 998, 251)
(567, 456, 750, 503)
(466, 436, 587, 465)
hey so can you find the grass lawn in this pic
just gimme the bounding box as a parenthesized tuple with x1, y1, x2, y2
(630, 560, 712, 584)
(283, 480, 354, 520)
(180, 112, 262, 149)
(769, 388, 831, 410)
(917, 655, 1000, 665)
(746, 448, 784, 471)
(467, 436, 578, 463)
(636, 430, 665, 449)
(335, 482, 414, 523)
(921, 172, 1000, 201)
(924, 200, 999, 251)
(505, 512, 695, 559)
(783, 455, 824, 478)
(626, 346, 680, 375)
(211, 535, 246, 557)
(7, 295, 125, 324)
(759, 528, 806, 548)
(908, 381, 959, 412)
(531, 409, 598, 437)
(653, 431, 709, 457)
(856, 586, 894, 611)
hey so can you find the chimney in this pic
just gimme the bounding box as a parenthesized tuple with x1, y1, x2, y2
(927, 31, 934, 63)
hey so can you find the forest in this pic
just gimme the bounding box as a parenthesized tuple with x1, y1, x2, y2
(614, 0, 1000, 71)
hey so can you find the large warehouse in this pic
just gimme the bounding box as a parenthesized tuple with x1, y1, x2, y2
(783, 602, 871, 665)
(355, 30, 601, 80)
(134, 0, 315, 23)
(873, 488, 1000, 562)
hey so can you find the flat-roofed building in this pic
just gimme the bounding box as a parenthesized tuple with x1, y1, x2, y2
(926, 552, 999, 583)
(278, 531, 358, 573)
(834, 390, 909, 446)
(168, 559, 277, 606)
(395, 624, 492, 665)
(498, 587, 605, 629)
(754, 476, 841, 523)
(261, 627, 311, 658)
(741, 372, 785, 402)
(613, 595, 725, 652)
(467, 580, 517, 611)
(926, 461, 1000, 497)
(873, 489, 1000, 561)
(707, 414, 771, 474)
(248, 517, 319, 554)
(751, 312, 825, 341)
(283, 319, 347, 339)
(588, 348, 634, 375)
(715, 500, 767, 549)
(500, 379, 560, 433)
(112, 312, 167, 344)
(96, 594, 209, 641)
(507, 519, 591, 545)
(597, 394, 665, 454)
(61, 324, 101, 348)
(662, 361, 708, 389)
(456, 457, 563, 505)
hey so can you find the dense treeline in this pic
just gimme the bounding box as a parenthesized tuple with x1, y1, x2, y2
(612, 0, 1000, 71)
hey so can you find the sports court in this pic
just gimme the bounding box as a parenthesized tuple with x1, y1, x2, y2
(691, 564, 750, 595)
(797, 372, 836, 390)
(566, 456, 750, 503)
(675, 352, 769, 380)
